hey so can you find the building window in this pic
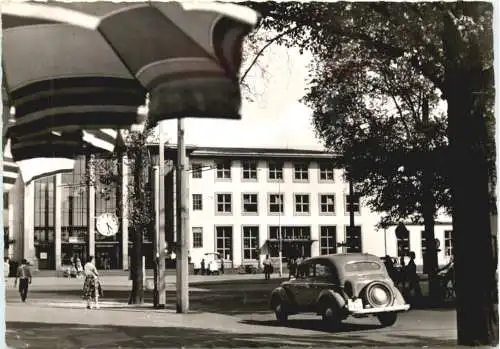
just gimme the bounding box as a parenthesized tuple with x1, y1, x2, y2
(397, 233, 411, 257)
(319, 163, 335, 181)
(269, 226, 311, 240)
(192, 227, 203, 248)
(34, 176, 56, 242)
(216, 226, 233, 261)
(421, 231, 427, 257)
(242, 160, 258, 180)
(345, 194, 360, 214)
(268, 161, 283, 180)
(215, 160, 231, 179)
(444, 230, 453, 256)
(294, 194, 310, 214)
(319, 194, 335, 214)
(191, 163, 203, 178)
(216, 193, 232, 214)
(268, 226, 312, 258)
(242, 193, 258, 214)
(294, 163, 309, 181)
(320, 226, 337, 255)
(192, 194, 202, 211)
(242, 226, 259, 260)
(269, 194, 284, 214)
(345, 226, 362, 253)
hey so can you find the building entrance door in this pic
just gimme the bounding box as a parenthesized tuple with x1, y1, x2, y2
(61, 243, 87, 265)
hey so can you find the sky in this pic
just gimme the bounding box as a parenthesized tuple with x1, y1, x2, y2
(157, 42, 324, 150)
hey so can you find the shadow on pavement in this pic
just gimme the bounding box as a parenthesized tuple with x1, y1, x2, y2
(240, 318, 382, 333)
(6, 321, 457, 348)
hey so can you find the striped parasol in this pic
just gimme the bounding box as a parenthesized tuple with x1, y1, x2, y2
(2, 2, 259, 146)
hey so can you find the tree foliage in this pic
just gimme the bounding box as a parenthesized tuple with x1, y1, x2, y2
(305, 47, 451, 228)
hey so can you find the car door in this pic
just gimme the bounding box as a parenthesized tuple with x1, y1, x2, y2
(311, 261, 339, 301)
(292, 261, 317, 311)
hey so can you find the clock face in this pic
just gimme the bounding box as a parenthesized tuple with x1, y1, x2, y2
(96, 213, 119, 236)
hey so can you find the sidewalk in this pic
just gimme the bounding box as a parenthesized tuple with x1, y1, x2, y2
(10, 272, 276, 290)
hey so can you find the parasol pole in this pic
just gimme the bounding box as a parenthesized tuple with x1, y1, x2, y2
(176, 117, 189, 313)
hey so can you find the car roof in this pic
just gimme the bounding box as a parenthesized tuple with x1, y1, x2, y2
(303, 253, 381, 265)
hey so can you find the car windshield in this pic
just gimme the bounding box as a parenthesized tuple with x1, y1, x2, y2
(345, 261, 381, 273)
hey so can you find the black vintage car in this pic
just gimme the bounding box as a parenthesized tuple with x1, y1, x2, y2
(270, 253, 410, 329)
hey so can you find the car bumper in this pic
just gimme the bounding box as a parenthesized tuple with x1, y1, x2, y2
(348, 303, 410, 315)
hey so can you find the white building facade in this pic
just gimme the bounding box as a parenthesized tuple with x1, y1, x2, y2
(185, 147, 454, 268)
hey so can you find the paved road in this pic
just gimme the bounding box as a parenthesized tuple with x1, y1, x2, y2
(5, 276, 457, 348)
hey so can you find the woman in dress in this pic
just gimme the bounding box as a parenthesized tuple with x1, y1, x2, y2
(82, 256, 102, 309)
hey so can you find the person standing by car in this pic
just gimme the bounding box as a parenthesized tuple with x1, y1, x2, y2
(263, 254, 272, 280)
(404, 251, 422, 303)
(14, 259, 32, 302)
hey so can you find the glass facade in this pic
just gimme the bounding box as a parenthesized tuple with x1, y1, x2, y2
(32, 155, 126, 270)
(34, 176, 56, 269)
(61, 156, 88, 266)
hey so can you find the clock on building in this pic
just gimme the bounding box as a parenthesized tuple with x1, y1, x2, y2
(96, 213, 119, 237)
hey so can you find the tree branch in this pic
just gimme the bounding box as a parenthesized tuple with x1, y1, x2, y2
(239, 25, 302, 84)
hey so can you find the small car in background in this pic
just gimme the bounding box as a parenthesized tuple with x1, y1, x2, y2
(270, 253, 410, 329)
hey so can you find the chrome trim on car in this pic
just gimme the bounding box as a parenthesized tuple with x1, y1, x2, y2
(348, 303, 410, 314)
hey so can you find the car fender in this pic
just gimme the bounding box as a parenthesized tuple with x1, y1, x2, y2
(269, 286, 290, 309)
(316, 289, 346, 309)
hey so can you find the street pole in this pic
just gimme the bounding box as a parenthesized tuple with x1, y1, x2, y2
(157, 122, 166, 307)
(278, 181, 283, 277)
(347, 180, 355, 254)
(176, 117, 189, 313)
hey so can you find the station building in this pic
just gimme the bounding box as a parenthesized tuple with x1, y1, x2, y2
(3, 145, 455, 271)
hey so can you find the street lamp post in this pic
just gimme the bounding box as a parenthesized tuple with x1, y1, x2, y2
(278, 180, 283, 277)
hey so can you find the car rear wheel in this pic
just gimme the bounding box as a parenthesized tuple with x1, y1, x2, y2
(321, 300, 342, 330)
(377, 312, 398, 327)
(274, 301, 288, 323)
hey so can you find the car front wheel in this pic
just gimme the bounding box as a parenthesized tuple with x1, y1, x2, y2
(377, 312, 398, 327)
(321, 300, 342, 330)
(274, 301, 288, 323)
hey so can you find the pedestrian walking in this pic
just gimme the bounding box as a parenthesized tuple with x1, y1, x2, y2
(288, 257, 297, 279)
(201, 258, 206, 275)
(74, 255, 83, 279)
(404, 251, 422, 304)
(263, 254, 272, 280)
(14, 259, 32, 302)
(82, 256, 102, 309)
(220, 255, 225, 275)
(4, 257, 10, 282)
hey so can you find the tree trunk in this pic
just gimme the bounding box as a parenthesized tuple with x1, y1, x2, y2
(128, 226, 144, 304)
(128, 154, 144, 305)
(446, 82, 498, 346)
(443, 12, 498, 345)
(422, 97, 439, 304)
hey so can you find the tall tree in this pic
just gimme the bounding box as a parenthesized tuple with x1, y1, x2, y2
(303, 43, 449, 300)
(246, 1, 497, 345)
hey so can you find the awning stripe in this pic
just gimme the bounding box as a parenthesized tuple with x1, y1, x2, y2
(3, 140, 19, 193)
(9, 110, 139, 139)
(10, 132, 84, 161)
